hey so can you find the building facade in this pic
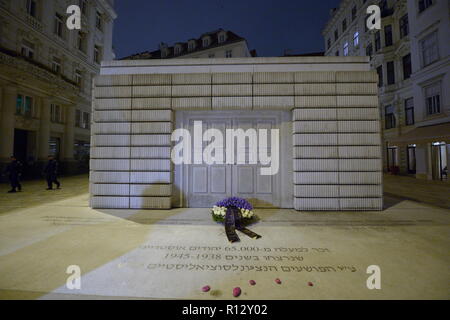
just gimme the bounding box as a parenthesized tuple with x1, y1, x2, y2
(0, 0, 116, 177)
(322, 0, 450, 181)
(122, 29, 255, 60)
(90, 57, 383, 211)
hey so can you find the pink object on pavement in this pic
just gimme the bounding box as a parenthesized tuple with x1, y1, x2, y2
(275, 278, 282, 284)
(202, 285, 211, 292)
(233, 287, 241, 297)
(249, 280, 256, 286)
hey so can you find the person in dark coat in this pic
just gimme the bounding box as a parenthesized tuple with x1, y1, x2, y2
(5, 155, 23, 193)
(44, 155, 61, 190)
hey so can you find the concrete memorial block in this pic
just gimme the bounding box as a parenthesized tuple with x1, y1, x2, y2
(132, 98, 171, 109)
(172, 97, 211, 110)
(90, 196, 130, 209)
(130, 172, 171, 184)
(131, 135, 171, 146)
(90, 171, 130, 183)
(92, 135, 131, 147)
(294, 96, 336, 108)
(212, 84, 252, 96)
(294, 84, 336, 96)
(294, 71, 336, 83)
(253, 96, 294, 110)
(95, 98, 132, 110)
(90, 147, 130, 159)
(292, 109, 337, 121)
(212, 97, 252, 110)
(212, 72, 252, 84)
(91, 57, 382, 210)
(129, 184, 172, 196)
(91, 184, 130, 196)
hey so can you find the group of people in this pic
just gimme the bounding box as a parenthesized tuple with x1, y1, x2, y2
(3, 155, 61, 193)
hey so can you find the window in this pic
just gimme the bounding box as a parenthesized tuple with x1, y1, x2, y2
(343, 42, 349, 56)
(54, 13, 64, 38)
(404, 98, 414, 125)
(425, 82, 441, 115)
(188, 41, 195, 51)
(327, 38, 331, 50)
(353, 31, 359, 47)
(174, 46, 181, 55)
(21, 40, 35, 59)
(418, 0, 433, 12)
(386, 146, 398, 170)
(384, 25, 393, 47)
(366, 43, 373, 56)
(79, 0, 88, 15)
(94, 45, 102, 64)
(75, 109, 81, 127)
(82, 112, 90, 129)
(52, 57, 61, 73)
(334, 29, 338, 41)
(202, 38, 209, 47)
(26, 0, 37, 18)
(218, 34, 226, 43)
(376, 65, 383, 87)
(375, 31, 381, 51)
(75, 69, 82, 87)
(208, 53, 215, 58)
(399, 14, 409, 38)
(387, 61, 395, 85)
(402, 54, 411, 79)
(385, 105, 396, 129)
(225, 50, 232, 58)
(335, 50, 340, 56)
(51, 104, 62, 123)
(351, 6, 357, 21)
(420, 31, 439, 67)
(16, 94, 23, 115)
(16, 94, 33, 117)
(342, 19, 347, 32)
(77, 32, 87, 52)
(95, 11, 102, 31)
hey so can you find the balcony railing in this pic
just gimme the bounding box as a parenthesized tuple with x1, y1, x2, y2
(0, 46, 79, 90)
(24, 14, 43, 32)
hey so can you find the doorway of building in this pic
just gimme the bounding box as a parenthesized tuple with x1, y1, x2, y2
(432, 142, 448, 181)
(407, 144, 416, 174)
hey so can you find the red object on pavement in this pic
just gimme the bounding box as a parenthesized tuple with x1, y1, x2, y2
(275, 278, 282, 284)
(202, 285, 211, 292)
(308, 282, 314, 287)
(249, 280, 256, 286)
(233, 287, 241, 297)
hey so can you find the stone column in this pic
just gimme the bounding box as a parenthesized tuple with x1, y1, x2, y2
(0, 86, 17, 162)
(63, 105, 76, 170)
(38, 97, 51, 160)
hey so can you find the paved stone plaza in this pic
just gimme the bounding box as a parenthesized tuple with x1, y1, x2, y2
(0, 175, 448, 300)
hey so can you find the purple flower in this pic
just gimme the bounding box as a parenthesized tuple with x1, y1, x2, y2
(215, 197, 253, 211)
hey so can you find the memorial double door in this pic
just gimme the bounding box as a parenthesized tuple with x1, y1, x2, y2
(184, 112, 281, 208)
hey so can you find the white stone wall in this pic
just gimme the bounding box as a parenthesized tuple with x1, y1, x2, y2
(91, 58, 382, 210)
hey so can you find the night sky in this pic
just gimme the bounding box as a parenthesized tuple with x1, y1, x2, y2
(112, 0, 342, 59)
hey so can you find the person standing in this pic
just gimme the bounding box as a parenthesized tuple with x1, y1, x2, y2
(44, 155, 61, 190)
(4, 155, 23, 193)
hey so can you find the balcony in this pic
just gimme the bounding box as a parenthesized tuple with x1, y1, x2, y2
(0, 46, 79, 91)
(24, 14, 43, 32)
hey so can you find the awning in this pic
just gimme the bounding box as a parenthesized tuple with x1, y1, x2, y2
(389, 122, 450, 143)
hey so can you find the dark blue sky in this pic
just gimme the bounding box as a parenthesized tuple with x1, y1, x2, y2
(113, 0, 341, 59)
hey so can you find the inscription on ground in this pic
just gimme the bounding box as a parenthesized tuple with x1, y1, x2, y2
(136, 245, 357, 274)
